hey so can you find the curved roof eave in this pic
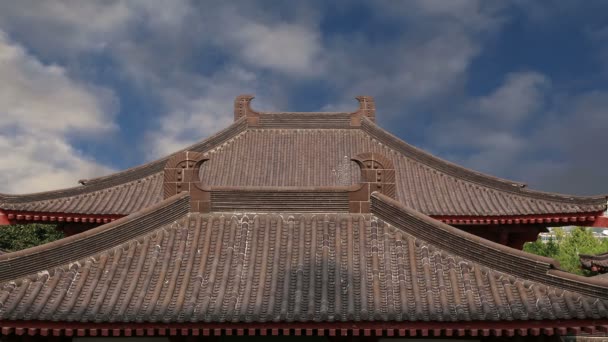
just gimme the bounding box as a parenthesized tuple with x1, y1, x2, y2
(0, 118, 248, 204)
(371, 192, 608, 298)
(360, 117, 607, 207)
(0, 192, 190, 282)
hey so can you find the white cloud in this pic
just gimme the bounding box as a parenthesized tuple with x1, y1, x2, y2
(0, 31, 115, 193)
(430, 71, 550, 148)
(147, 94, 234, 158)
(476, 71, 550, 125)
(0, 0, 131, 55)
(423, 71, 551, 184)
(509, 90, 608, 194)
(0, 0, 604, 198)
(424, 70, 608, 195)
(587, 25, 608, 73)
(0, 135, 113, 193)
(0, 33, 115, 134)
(319, 0, 506, 118)
(228, 21, 324, 76)
(145, 66, 282, 158)
(386, 0, 507, 32)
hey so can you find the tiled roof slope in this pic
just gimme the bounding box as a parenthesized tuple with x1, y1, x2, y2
(0, 174, 162, 216)
(0, 193, 606, 323)
(0, 119, 248, 215)
(200, 126, 605, 216)
(1, 109, 605, 218)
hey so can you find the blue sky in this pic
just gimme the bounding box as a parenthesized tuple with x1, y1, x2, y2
(0, 0, 607, 195)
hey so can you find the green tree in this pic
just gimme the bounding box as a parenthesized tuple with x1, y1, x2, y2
(522, 234, 559, 258)
(524, 227, 608, 276)
(0, 224, 64, 252)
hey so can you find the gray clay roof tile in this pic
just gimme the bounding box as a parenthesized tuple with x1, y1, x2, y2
(0, 193, 606, 323)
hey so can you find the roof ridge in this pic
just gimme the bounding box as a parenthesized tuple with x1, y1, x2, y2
(81, 117, 249, 186)
(361, 118, 607, 206)
(360, 118, 525, 187)
(0, 173, 161, 205)
(517, 187, 608, 204)
(370, 192, 608, 299)
(256, 112, 354, 129)
(0, 118, 248, 204)
(259, 111, 350, 115)
(0, 192, 190, 282)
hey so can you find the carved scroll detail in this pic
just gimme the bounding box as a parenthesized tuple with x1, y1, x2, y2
(350, 96, 376, 126)
(163, 151, 210, 212)
(349, 152, 395, 213)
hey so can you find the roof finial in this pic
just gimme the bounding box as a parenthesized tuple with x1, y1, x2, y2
(349, 95, 376, 126)
(234, 94, 258, 122)
(355, 96, 375, 121)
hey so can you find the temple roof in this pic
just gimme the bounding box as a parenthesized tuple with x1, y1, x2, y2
(1, 96, 605, 223)
(0, 192, 606, 325)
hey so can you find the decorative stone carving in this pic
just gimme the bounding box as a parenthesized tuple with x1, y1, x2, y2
(349, 152, 395, 213)
(163, 151, 210, 212)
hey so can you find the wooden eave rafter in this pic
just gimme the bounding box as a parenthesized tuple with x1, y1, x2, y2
(2, 210, 121, 224)
(434, 212, 604, 226)
(4, 210, 607, 227)
(0, 320, 606, 338)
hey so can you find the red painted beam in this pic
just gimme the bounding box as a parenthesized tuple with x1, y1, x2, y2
(2, 210, 122, 225)
(4, 209, 604, 229)
(433, 211, 603, 226)
(0, 319, 607, 337)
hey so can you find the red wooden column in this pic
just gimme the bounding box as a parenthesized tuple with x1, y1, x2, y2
(0, 210, 10, 226)
(593, 215, 608, 228)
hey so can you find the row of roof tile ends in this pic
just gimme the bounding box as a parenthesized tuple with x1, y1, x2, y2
(0, 95, 606, 336)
